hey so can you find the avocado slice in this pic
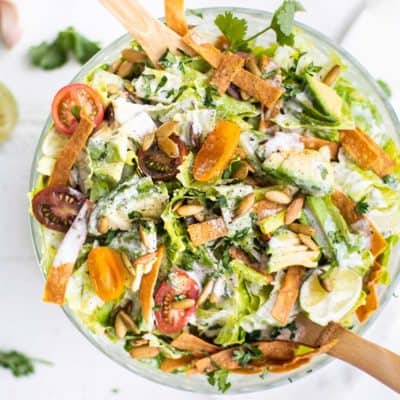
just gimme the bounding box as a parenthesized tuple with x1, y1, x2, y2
(305, 74, 343, 122)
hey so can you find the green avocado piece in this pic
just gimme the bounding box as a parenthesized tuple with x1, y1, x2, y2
(306, 74, 343, 121)
(259, 210, 286, 235)
(262, 148, 334, 195)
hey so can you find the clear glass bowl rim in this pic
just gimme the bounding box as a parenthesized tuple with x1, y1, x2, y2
(29, 6, 400, 394)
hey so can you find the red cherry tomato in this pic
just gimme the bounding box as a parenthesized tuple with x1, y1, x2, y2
(154, 271, 199, 334)
(32, 185, 86, 232)
(51, 83, 104, 135)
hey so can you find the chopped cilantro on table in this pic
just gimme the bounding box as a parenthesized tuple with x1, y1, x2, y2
(0, 350, 52, 377)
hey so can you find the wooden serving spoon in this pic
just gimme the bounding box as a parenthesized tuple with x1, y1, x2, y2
(296, 314, 400, 393)
(100, 0, 194, 65)
(99, 0, 400, 392)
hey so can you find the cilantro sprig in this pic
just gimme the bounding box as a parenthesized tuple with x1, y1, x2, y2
(207, 368, 231, 393)
(232, 343, 263, 367)
(0, 350, 52, 377)
(29, 27, 100, 70)
(355, 198, 369, 214)
(214, 0, 304, 51)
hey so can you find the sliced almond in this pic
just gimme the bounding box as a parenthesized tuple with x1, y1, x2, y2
(142, 132, 155, 151)
(117, 60, 134, 78)
(130, 346, 160, 359)
(108, 58, 123, 73)
(118, 310, 139, 333)
(288, 223, 316, 236)
(285, 197, 304, 225)
(133, 252, 157, 266)
(235, 192, 255, 219)
(158, 136, 180, 158)
(298, 233, 319, 251)
(121, 252, 135, 275)
(131, 338, 149, 348)
(114, 312, 128, 339)
(176, 204, 204, 217)
(171, 298, 196, 309)
(139, 225, 151, 248)
(172, 200, 184, 212)
(264, 190, 292, 205)
(323, 65, 341, 86)
(131, 264, 144, 292)
(97, 216, 109, 234)
(155, 120, 179, 140)
(121, 48, 148, 63)
(197, 279, 215, 306)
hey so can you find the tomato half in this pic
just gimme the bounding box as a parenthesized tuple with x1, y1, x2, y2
(88, 247, 127, 302)
(32, 185, 86, 232)
(51, 83, 104, 135)
(154, 271, 199, 334)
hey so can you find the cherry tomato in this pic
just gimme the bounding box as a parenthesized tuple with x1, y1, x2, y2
(32, 185, 86, 232)
(154, 271, 199, 334)
(51, 83, 104, 135)
(88, 247, 127, 302)
(138, 135, 188, 181)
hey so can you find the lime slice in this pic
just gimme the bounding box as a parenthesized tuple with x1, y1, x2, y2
(0, 82, 18, 141)
(300, 268, 362, 326)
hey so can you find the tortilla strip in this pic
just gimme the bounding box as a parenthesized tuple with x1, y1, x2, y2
(160, 356, 194, 373)
(43, 262, 75, 305)
(172, 332, 220, 356)
(331, 191, 387, 257)
(268, 340, 337, 373)
(271, 266, 305, 325)
(139, 245, 165, 324)
(165, 0, 188, 36)
(340, 127, 395, 177)
(300, 136, 339, 160)
(356, 262, 383, 322)
(210, 52, 244, 95)
(187, 217, 228, 246)
(49, 117, 94, 186)
(182, 30, 283, 107)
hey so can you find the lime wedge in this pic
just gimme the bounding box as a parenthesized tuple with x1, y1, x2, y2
(300, 268, 362, 326)
(0, 82, 18, 141)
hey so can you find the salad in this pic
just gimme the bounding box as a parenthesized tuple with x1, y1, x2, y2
(30, 0, 400, 393)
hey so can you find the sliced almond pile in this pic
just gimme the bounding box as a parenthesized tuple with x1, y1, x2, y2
(234, 192, 255, 219)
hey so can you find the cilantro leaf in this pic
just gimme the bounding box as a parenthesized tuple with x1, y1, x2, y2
(207, 368, 231, 393)
(214, 12, 248, 51)
(232, 344, 263, 367)
(0, 350, 52, 377)
(188, 9, 204, 19)
(29, 42, 67, 70)
(270, 0, 305, 46)
(377, 79, 392, 98)
(355, 198, 369, 214)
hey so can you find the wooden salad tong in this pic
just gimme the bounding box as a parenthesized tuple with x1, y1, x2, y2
(99, 0, 400, 393)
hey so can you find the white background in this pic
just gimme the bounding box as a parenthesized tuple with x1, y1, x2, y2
(1, 0, 400, 399)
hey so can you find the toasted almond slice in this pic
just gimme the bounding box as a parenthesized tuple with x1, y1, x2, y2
(176, 204, 204, 217)
(121, 48, 148, 63)
(131, 264, 144, 292)
(253, 199, 283, 221)
(172, 199, 184, 212)
(298, 233, 319, 251)
(142, 132, 155, 151)
(121, 252, 135, 275)
(197, 279, 215, 306)
(139, 225, 151, 249)
(156, 120, 179, 140)
(264, 190, 292, 205)
(158, 136, 180, 158)
(288, 223, 316, 236)
(285, 197, 304, 225)
(131, 338, 149, 348)
(323, 65, 341, 86)
(97, 216, 109, 234)
(133, 252, 157, 266)
(234, 193, 255, 219)
(114, 312, 128, 339)
(108, 58, 123, 73)
(130, 346, 160, 359)
(118, 310, 139, 333)
(117, 60, 134, 78)
(171, 298, 196, 309)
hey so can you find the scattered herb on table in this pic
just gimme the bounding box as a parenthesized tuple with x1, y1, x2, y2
(0, 350, 52, 377)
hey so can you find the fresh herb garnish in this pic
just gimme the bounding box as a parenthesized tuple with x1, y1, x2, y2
(0, 350, 52, 377)
(383, 174, 397, 188)
(232, 343, 263, 367)
(262, 70, 278, 80)
(155, 75, 168, 93)
(377, 79, 392, 98)
(207, 368, 231, 393)
(270, 321, 297, 340)
(204, 85, 218, 107)
(71, 105, 81, 120)
(355, 198, 369, 214)
(214, 12, 249, 52)
(188, 9, 204, 19)
(29, 27, 100, 70)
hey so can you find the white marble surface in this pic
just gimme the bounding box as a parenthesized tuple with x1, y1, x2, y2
(1, 0, 399, 399)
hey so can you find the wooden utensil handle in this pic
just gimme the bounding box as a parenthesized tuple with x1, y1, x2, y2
(328, 327, 400, 393)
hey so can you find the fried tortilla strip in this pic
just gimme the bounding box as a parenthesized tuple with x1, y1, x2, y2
(187, 217, 228, 246)
(210, 52, 244, 95)
(43, 201, 92, 304)
(271, 266, 305, 325)
(356, 262, 383, 323)
(340, 127, 395, 177)
(182, 30, 282, 107)
(165, 0, 188, 36)
(49, 117, 94, 186)
(139, 245, 165, 324)
(300, 136, 339, 160)
(331, 191, 387, 257)
(268, 340, 337, 373)
(172, 332, 220, 356)
(160, 356, 194, 373)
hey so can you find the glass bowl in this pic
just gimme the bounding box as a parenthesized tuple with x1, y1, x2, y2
(29, 7, 400, 394)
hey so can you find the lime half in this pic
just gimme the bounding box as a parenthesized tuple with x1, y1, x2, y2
(0, 82, 18, 141)
(300, 268, 362, 326)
